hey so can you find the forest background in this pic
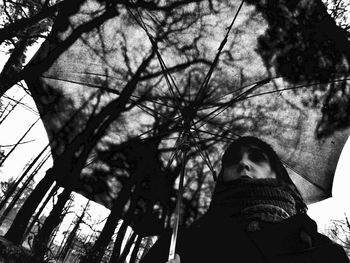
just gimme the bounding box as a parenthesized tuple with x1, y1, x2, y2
(1, 0, 350, 262)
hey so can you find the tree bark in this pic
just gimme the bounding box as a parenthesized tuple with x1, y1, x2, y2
(129, 235, 142, 263)
(4, 168, 56, 244)
(0, 152, 50, 226)
(0, 0, 65, 45)
(109, 220, 129, 262)
(31, 188, 71, 261)
(109, 182, 141, 262)
(80, 179, 135, 263)
(22, 185, 58, 243)
(117, 231, 138, 263)
(0, 38, 30, 97)
(58, 201, 88, 260)
(0, 144, 49, 211)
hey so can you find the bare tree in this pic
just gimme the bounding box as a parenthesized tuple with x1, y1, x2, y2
(327, 214, 350, 258)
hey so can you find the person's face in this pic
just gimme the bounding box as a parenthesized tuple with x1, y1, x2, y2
(221, 144, 276, 182)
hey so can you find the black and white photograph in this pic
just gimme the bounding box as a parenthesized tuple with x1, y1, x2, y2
(0, 0, 350, 262)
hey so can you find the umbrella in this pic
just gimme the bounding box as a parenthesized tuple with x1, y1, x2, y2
(125, 4, 350, 256)
(22, 0, 350, 260)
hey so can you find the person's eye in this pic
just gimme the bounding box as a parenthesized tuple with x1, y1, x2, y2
(249, 149, 268, 163)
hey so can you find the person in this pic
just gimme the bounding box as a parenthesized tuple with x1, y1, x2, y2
(140, 136, 349, 263)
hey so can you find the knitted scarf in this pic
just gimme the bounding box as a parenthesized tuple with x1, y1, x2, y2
(208, 177, 299, 231)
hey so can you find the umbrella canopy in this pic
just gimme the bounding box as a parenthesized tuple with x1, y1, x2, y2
(24, 0, 350, 210)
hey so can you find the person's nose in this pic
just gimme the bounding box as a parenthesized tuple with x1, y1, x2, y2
(238, 153, 251, 172)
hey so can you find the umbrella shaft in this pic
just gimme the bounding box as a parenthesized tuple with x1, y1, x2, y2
(168, 149, 188, 260)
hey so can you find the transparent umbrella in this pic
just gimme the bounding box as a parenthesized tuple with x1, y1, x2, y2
(22, 0, 350, 261)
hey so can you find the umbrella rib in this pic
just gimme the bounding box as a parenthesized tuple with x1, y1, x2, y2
(140, 126, 182, 144)
(203, 76, 350, 110)
(243, 78, 350, 99)
(281, 160, 330, 194)
(196, 120, 241, 138)
(164, 130, 185, 170)
(130, 94, 177, 108)
(234, 77, 350, 101)
(193, 79, 269, 130)
(83, 124, 184, 168)
(83, 127, 182, 169)
(2, 94, 38, 115)
(128, 97, 180, 123)
(201, 77, 274, 109)
(127, 7, 182, 109)
(192, 140, 217, 180)
(190, 127, 239, 142)
(132, 102, 160, 119)
(41, 75, 121, 94)
(41, 75, 177, 109)
(43, 70, 124, 81)
(125, 119, 181, 143)
(189, 122, 217, 180)
(193, 0, 245, 105)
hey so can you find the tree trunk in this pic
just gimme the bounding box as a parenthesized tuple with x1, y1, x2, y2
(79, 179, 135, 263)
(139, 237, 155, 261)
(117, 231, 138, 263)
(0, 38, 30, 97)
(32, 188, 72, 261)
(129, 235, 142, 263)
(109, 220, 129, 262)
(22, 185, 58, 243)
(0, 153, 50, 226)
(109, 182, 141, 263)
(0, 144, 49, 211)
(4, 168, 56, 244)
(58, 201, 88, 260)
(7, 49, 154, 247)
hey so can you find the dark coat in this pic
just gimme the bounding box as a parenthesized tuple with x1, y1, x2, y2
(140, 212, 349, 263)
